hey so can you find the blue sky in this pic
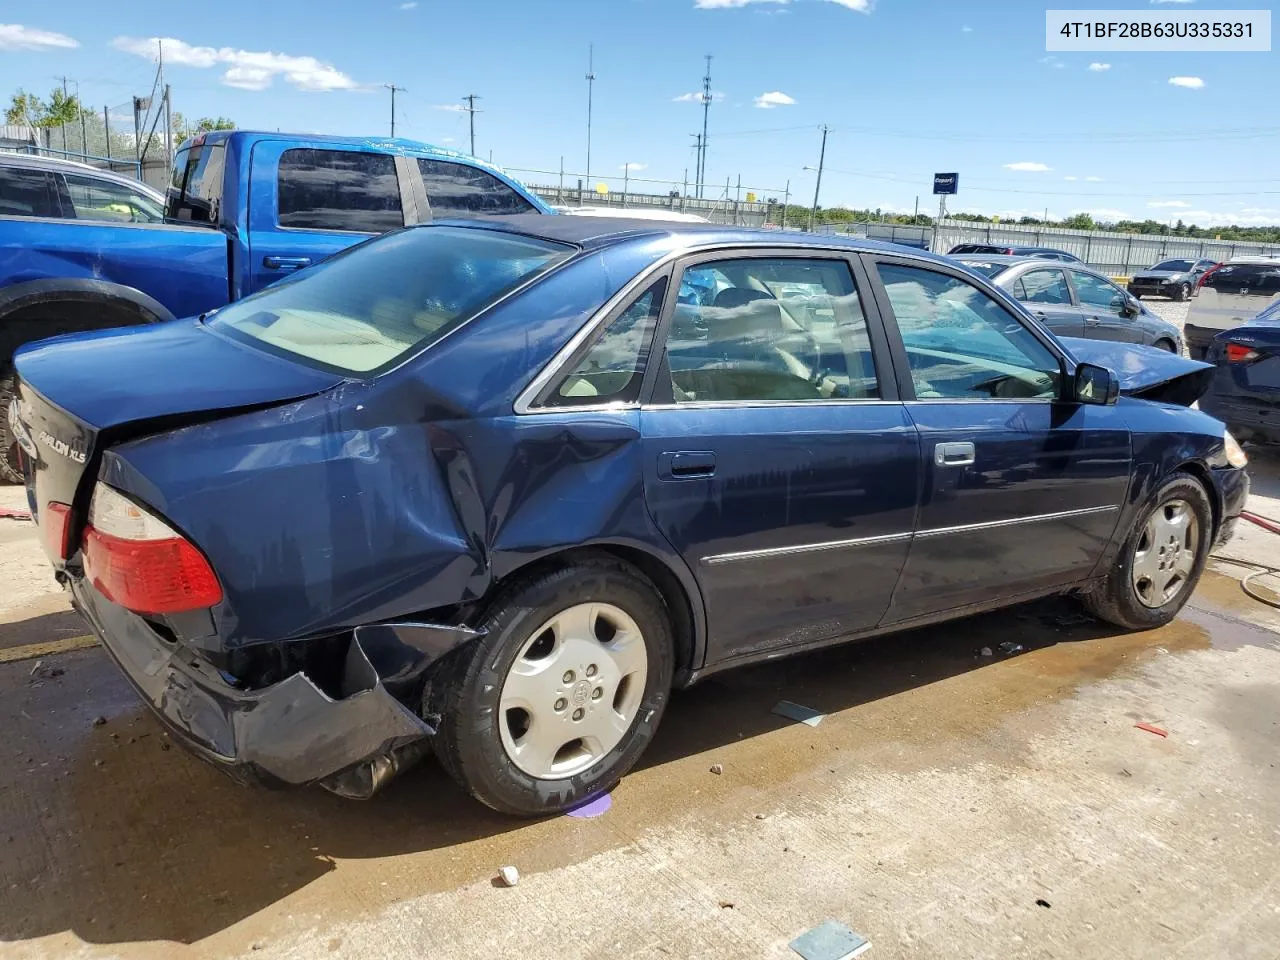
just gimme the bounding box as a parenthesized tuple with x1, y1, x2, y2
(2, 0, 1275, 225)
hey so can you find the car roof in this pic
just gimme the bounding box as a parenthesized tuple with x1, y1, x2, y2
(1221, 255, 1280, 265)
(0, 152, 165, 200)
(429, 214, 952, 259)
(953, 254, 1077, 266)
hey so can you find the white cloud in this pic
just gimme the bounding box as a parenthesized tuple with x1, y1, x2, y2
(620, 162, 648, 172)
(1039, 55, 1066, 69)
(112, 36, 359, 92)
(1085, 176, 1104, 182)
(1088, 62, 1110, 72)
(399, 1, 418, 7)
(672, 91, 725, 103)
(432, 103, 467, 112)
(961, 25, 973, 32)
(1148, 200, 1191, 208)
(0, 23, 79, 50)
(1063, 176, 1078, 181)
(1080, 208, 1131, 221)
(753, 90, 796, 109)
(1004, 161, 1053, 172)
(440, 136, 456, 143)
(1168, 76, 1205, 88)
(694, 0, 872, 11)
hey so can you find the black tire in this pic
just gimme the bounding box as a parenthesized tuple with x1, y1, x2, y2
(425, 554, 674, 816)
(0, 367, 21, 485)
(1153, 339, 1177, 353)
(1083, 472, 1213, 630)
(1172, 283, 1190, 302)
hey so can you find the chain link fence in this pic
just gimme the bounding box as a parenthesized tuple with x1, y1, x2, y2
(25, 101, 175, 188)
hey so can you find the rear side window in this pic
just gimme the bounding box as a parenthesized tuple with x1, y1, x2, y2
(63, 173, 165, 223)
(0, 167, 60, 218)
(417, 159, 535, 218)
(959, 261, 1005, 279)
(1203, 263, 1280, 295)
(210, 226, 572, 374)
(278, 149, 403, 233)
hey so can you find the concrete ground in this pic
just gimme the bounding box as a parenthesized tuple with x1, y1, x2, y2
(1, 310, 1278, 959)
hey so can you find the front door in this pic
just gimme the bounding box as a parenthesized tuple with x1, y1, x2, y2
(1069, 268, 1143, 344)
(866, 258, 1132, 623)
(639, 252, 920, 666)
(1011, 266, 1083, 338)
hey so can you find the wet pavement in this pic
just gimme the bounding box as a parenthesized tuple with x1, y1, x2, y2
(0, 444, 1278, 959)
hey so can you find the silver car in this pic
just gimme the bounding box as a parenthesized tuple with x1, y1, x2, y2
(1184, 256, 1280, 359)
(955, 256, 1184, 353)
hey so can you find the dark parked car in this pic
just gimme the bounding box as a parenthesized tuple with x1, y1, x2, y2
(1127, 258, 1218, 302)
(1201, 303, 1280, 443)
(955, 256, 1183, 352)
(1184, 256, 1280, 359)
(0, 153, 166, 223)
(947, 243, 1082, 263)
(11, 219, 1248, 815)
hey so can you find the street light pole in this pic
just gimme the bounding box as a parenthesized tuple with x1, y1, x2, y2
(808, 125, 829, 232)
(585, 45, 596, 190)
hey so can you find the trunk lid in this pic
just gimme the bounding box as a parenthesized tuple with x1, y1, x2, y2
(1058, 336, 1214, 407)
(1214, 321, 1280, 400)
(11, 319, 346, 563)
(1188, 262, 1280, 333)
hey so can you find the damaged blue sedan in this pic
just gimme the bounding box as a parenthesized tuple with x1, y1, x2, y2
(10, 217, 1249, 815)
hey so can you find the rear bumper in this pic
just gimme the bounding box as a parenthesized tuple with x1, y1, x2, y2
(1185, 324, 1226, 361)
(1202, 393, 1280, 443)
(70, 578, 476, 798)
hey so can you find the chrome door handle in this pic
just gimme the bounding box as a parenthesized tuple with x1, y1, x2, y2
(263, 255, 313, 271)
(1085, 316, 1101, 325)
(934, 441, 975, 468)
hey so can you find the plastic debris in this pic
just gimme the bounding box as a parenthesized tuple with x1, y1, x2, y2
(1135, 722, 1169, 738)
(566, 793, 612, 819)
(0, 506, 32, 522)
(979, 647, 993, 657)
(789, 920, 871, 960)
(719, 900, 735, 910)
(710, 763, 724, 775)
(998, 641, 1025, 655)
(498, 865, 520, 887)
(772, 700, 825, 727)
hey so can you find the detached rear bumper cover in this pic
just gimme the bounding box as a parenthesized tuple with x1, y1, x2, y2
(71, 578, 478, 797)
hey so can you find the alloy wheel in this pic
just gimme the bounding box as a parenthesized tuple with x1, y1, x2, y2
(1131, 499, 1199, 608)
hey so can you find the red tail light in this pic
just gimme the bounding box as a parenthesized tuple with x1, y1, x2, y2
(44, 501, 72, 560)
(1197, 264, 1223, 288)
(81, 483, 223, 615)
(1225, 343, 1259, 363)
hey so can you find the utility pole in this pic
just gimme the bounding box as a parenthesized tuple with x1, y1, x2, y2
(808, 124, 829, 232)
(462, 94, 481, 156)
(585, 45, 596, 190)
(690, 133, 702, 198)
(103, 106, 112, 163)
(559, 156, 564, 193)
(698, 54, 713, 198)
(782, 180, 790, 230)
(622, 163, 631, 205)
(384, 83, 405, 137)
(78, 84, 88, 161)
(58, 76, 69, 154)
(163, 84, 173, 169)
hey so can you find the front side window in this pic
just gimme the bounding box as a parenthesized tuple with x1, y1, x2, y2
(1014, 268, 1071, 305)
(277, 149, 403, 233)
(1070, 270, 1127, 314)
(211, 226, 572, 374)
(664, 257, 879, 403)
(0, 167, 59, 218)
(62, 173, 164, 223)
(877, 263, 1060, 400)
(543, 279, 667, 408)
(417, 159, 535, 218)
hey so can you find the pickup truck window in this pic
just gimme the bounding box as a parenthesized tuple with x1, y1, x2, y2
(277, 149, 403, 234)
(168, 141, 225, 223)
(63, 173, 165, 224)
(210, 225, 572, 374)
(0, 167, 61, 218)
(417, 159, 535, 218)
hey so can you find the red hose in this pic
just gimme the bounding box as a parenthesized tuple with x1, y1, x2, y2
(1241, 511, 1280, 536)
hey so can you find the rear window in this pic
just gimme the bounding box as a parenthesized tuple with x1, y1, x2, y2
(417, 159, 535, 218)
(210, 226, 573, 374)
(0, 167, 60, 218)
(1203, 262, 1280, 295)
(277, 149, 403, 233)
(167, 141, 226, 223)
(958, 260, 1007, 278)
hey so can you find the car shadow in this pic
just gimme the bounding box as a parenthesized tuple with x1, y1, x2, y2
(0, 595, 1191, 947)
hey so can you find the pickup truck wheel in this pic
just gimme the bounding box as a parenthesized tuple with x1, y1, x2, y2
(1083, 472, 1212, 630)
(0, 368, 22, 484)
(425, 555, 674, 816)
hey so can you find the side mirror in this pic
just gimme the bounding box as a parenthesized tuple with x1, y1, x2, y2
(1111, 294, 1139, 318)
(1073, 363, 1120, 406)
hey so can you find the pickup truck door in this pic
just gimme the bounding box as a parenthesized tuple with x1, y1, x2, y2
(245, 140, 423, 296)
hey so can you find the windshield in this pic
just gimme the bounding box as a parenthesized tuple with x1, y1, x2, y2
(1151, 259, 1194, 271)
(958, 260, 1007, 279)
(211, 226, 573, 374)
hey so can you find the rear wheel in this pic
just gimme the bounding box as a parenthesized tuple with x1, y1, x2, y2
(0, 367, 21, 484)
(1083, 472, 1212, 630)
(426, 555, 674, 816)
(1153, 339, 1178, 353)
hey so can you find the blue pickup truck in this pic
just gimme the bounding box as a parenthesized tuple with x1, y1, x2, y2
(0, 131, 549, 480)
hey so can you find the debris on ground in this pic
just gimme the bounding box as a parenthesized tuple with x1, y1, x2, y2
(789, 920, 871, 960)
(0, 506, 32, 522)
(1036, 899, 1052, 909)
(719, 900, 734, 910)
(1041, 611, 1096, 629)
(979, 647, 993, 657)
(998, 641, 1025, 655)
(28, 660, 41, 676)
(710, 763, 724, 775)
(92, 716, 107, 728)
(1135, 722, 1169, 738)
(497, 865, 520, 887)
(566, 793, 612, 819)
(772, 700, 826, 727)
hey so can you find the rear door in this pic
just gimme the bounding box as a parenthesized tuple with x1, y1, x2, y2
(1009, 266, 1083, 338)
(865, 256, 1131, 623)
(1068, 268, 1144, 343)
(245, 141, 419, 295)
(638, 250, 920, 666)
